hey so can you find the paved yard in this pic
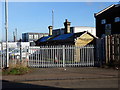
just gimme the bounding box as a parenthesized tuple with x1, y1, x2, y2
(1, 67, 119, 89)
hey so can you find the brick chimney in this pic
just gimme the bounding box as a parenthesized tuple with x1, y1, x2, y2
(48, 26, 53, 36)
(64, 19, 71, 34)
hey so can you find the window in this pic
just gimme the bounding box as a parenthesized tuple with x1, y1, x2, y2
(115, 17, 120, 22)
(101, 19, 106, 24)
(105, 24, 111, 35)
(34, 35, 38, 39)
(39, 35, 43, 38)
(105, 24, 111, 30)
(29, 35, 33, 39)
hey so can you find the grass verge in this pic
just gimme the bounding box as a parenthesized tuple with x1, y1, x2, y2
(2, 67, 32, 75)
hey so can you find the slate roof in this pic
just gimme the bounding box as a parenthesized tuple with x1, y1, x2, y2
(37, 31, 87, 43)
(52, 33, 74, 41)
(36, 31, 98, 46)
(38, 36, 51, 42)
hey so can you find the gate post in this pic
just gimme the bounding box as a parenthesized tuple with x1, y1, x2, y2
(20, 39, 22, 62)
(27, 46, 30, 67)
(63, 45, 65, 67)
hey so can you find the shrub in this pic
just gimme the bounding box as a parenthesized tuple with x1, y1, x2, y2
(2, 66, 31, 75)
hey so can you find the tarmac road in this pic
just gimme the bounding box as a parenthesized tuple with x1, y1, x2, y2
(1, 67, 119, 89)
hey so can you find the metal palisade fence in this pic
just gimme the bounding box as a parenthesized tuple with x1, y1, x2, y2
(0, 46, 29, 69)
(0, 45, 96, 68)
(28, 45, 95, 68)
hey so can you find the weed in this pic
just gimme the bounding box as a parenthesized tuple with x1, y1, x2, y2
(2, 67, 31, 75)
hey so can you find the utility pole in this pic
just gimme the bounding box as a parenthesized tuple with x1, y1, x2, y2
(5, 0, 9, 68)
(52, 10, 54, 30)
(13, 31, 15, 42)
(15, 28, 17, 42)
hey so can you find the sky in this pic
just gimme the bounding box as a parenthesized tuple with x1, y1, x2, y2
(0, 1, 119, 41)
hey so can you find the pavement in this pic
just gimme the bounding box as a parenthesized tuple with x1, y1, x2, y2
(1, 67, 119, 89)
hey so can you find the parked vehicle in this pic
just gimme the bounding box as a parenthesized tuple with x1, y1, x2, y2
(0, 47, 40, 60)
(9, 48, 29, 59)
(0, 48, 15, 56)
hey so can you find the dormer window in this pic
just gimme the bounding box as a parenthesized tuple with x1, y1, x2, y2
(115, 17, 120, 22)
(101, 19, 106, 24)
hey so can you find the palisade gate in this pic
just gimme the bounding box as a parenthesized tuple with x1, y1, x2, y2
(28, 45, 97, 68)
(0, 45, 100, 68)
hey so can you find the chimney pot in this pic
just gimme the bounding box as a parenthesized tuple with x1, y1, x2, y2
(48, 26, 53, 36)
(65, 19, 68, 22)
(64, 19, 71, 34)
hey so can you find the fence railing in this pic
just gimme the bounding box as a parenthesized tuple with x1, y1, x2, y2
(28, 45, 95, 68)
(96, 34, 120, 66)
(0, 47, 28, 69)
(0, 45, 96, 68)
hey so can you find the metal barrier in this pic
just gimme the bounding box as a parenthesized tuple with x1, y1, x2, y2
(0, 47, 29, 69)
(0, 45, 95, 68)
(28, 45, 95, 68)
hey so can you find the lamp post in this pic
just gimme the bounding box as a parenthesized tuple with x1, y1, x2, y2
(5, 0, 9, 68)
